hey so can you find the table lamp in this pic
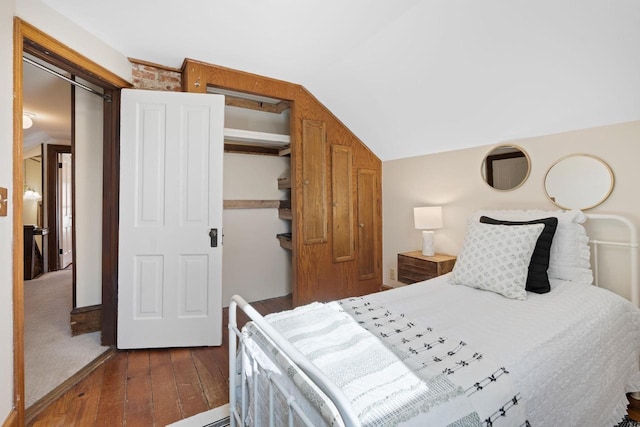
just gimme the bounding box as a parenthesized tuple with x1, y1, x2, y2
(414, 206, 443, 256)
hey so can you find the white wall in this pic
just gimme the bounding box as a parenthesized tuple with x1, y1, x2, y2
(222, 153, 291, 305)
(0, 1, 16, 421)
(15, 0, 131, 82)
(74, 79, 103, 307)
(383, 120, 640, 301)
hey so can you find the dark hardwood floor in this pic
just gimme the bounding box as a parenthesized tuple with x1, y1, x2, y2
(28, 294, 293, 427)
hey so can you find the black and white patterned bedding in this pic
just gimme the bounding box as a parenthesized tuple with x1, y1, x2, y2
(363, 274, 640, 427)
(242, 294, 530, 426)
(238, 271, 640, 426)
(338, 296, 529, 426)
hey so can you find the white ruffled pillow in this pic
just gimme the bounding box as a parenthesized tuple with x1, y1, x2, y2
(450, 222, 545, 300)
(469, 209, 593, 285)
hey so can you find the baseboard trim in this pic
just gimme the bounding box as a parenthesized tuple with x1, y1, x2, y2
(25, 347, 115, 425)
(70, 304, 102, 336)
(1, 409, 17, 427)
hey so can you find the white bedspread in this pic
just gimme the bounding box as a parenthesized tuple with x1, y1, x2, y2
(364, 274, 640, 427)
(236, 275, 639, 426)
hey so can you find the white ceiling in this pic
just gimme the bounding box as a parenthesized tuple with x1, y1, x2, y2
(39, 0, 640, 160)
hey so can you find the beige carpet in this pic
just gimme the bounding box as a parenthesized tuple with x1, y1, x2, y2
(24, 269, 108, 408)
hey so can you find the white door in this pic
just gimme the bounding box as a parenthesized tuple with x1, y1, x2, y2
(58, 152, 73, 269)
(118, 89, 224, 349)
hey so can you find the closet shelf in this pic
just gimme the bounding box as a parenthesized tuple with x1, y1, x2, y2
(276, 233, 292, 250)
(279, 145, 291, 157)
(224, 200, 281, 209)
(278, 177, 291, 189)
(224, 128, 290, 146)
(278, 208, 292, 220)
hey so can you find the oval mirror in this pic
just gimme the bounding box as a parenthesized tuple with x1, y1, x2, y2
(481, 145, 531, 191)
(544, 154, 614, 210)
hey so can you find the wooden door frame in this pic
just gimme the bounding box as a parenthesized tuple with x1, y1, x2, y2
(12, 18, 129, 424)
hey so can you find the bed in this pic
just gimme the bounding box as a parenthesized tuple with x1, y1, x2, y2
(229, 210, 640, 427)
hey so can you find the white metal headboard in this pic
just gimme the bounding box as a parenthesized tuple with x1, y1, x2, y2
(586, 213, 639, 308)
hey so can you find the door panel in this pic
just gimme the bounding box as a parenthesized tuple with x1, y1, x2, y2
(135, 104, 165, 226)
(357, 169, 378, 280)
(331, 145, 354, 262)
(302, 119, 327, 244)
(58, 152, 73, 269)
(136, 255, 163, 317)
(179, 255, 208, 316)
(118, 89, 224, 349)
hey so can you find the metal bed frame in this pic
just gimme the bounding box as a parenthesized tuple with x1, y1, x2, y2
(587, 214, 639, 307)
(228, 213, 640, 426)
(228, 295, 359, 426)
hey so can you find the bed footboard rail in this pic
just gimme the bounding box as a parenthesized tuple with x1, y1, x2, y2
(586, 213, 639, 308)
(228, 294, 360, 427)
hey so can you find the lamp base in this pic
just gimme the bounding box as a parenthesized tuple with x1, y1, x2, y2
(421, 230, 435, 256)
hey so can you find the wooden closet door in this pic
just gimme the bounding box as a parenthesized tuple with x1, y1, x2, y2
(331, 145, 354, 262)
(302, 119, 327, 244)
(357, 169, 378, 280)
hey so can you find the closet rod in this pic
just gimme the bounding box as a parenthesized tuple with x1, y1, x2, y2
(23, 56, 112, 102)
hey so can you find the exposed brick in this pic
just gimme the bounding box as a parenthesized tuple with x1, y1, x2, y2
(131, 62, 183, 91)
(159, 74, 181, 83)
(137, 70, 157, 80)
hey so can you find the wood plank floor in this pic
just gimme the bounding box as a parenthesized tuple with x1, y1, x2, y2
(28, 295, 292, 427)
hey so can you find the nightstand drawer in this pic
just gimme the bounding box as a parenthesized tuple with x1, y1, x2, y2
(397, 251, 456, 285)
(398, 255, 438, 276)
(398, 270, 435, 284)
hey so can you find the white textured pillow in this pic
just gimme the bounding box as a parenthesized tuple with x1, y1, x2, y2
(469, 209, 593, 285)
(450, 222, 545, 300)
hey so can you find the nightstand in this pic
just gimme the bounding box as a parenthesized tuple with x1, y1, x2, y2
(397, 251, 456, 284)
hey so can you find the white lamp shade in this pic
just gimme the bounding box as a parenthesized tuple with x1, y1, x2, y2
(414, 206, 443, 230)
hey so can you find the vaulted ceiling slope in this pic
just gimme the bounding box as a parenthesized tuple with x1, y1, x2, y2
(42, 0, 640, 161)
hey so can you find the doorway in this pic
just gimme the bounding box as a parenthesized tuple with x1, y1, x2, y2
(58, 151, 72, 270)
(21, 51, 109, 410)
(45, 144, 72, 274)
(13, 18, 129, 425)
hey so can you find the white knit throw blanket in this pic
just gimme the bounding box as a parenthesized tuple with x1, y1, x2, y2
(258, 301, 490, 426)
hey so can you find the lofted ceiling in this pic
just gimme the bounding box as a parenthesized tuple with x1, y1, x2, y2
(39, 0, 640, 161)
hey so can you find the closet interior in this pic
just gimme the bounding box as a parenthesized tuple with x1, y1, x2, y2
(209, 86, 293, 304)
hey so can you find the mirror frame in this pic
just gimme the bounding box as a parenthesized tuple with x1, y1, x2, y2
(481, 144, 531, 191)
(543, 153, 614, 210)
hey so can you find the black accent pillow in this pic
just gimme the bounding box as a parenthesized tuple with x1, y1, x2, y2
(479, 216, 558, 294)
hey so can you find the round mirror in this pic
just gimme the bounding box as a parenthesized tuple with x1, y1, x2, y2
(481, 145, 531, 191)
(544, 154, 614, 210)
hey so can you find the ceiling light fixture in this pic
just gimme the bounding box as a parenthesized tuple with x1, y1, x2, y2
(23, 112, 36, 130)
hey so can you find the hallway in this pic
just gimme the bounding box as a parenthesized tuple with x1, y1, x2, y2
(24, 269, 108, 408)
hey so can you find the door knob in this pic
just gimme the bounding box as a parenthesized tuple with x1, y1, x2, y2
(209, 228, 218, 247)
